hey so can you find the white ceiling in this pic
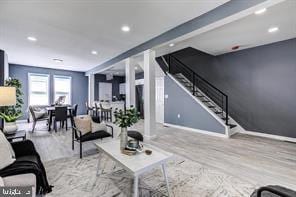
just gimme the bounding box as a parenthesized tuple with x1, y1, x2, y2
(0, 0, 229, 72)
(157, 0, 296, 56)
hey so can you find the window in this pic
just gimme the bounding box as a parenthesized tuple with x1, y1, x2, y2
(54, 75, 72, 104)
(28, 73, 50, 105)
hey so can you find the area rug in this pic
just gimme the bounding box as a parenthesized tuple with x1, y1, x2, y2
(45, 154, 256, 197)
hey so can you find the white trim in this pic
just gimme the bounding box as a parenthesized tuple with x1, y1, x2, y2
(163, 123, 228, 138)
(4, 52, 9, 80)
(167, 74, 227, 129)
(28, 73, 50, 106)
(135, 79, 144, 85)
(240, 130, 296, 143)
(227, 116, 245, 137)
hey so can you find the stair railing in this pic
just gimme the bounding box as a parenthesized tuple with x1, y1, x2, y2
(167, 55, 229, 125)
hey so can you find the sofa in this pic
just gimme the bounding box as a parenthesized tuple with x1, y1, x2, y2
(1, 174, 36, 197)
(0, 140, 52, 195)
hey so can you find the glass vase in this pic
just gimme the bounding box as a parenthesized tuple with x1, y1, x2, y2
(120, 127, 128, 151)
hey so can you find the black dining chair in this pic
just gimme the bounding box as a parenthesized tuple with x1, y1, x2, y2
(69, 104, 78, 127)
(54, 106, 68, 132)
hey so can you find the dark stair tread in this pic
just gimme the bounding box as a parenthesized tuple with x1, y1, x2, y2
(208, 106, 215, 108)
(228, 124, 237, 129)
(202, 100, 211, 103)
(215, 111, 223, 114)
(196, 95, 205, 97)
(175, 76, 184, 79)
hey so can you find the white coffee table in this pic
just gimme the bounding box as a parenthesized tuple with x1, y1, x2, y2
(95, 140, 173, 197)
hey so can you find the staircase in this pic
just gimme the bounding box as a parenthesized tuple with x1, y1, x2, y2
(161, 54, 236, 129)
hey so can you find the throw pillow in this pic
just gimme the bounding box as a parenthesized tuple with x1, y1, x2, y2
(74, 115, 91, 135)
(91, 121, 107, 133)
(0, 131, 16, 170)
(0, 130, 16, 158)
(34, 109, 47, 119)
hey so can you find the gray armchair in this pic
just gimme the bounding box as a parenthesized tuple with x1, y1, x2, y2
(28, 106, 49, 132)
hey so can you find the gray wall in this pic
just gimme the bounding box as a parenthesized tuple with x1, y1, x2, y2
(169, 38, 296, 138)
(9, 64, 88, 119)
(164, 76, 225, 134)
(94, 74, 125, 101)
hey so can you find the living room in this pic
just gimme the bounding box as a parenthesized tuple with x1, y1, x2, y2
(0, 0, 296, 197)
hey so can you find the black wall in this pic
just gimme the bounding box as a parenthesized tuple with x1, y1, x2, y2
(136, 72, 144, 80)
(170, 38, 296, 138)
(94, 74, 125, 101)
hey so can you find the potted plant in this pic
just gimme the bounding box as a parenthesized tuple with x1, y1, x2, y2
(0, 78, 23, 134)
(0, 113, 22, 133)
(114, 107, 140, 151)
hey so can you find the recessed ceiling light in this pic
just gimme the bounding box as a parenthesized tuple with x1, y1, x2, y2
(169, 43, 175, 47)
(91, 50, 98, 55)
(27, 36, 37, 42)
(268, 27, 279, 33)
(255, 8, 266, 15)
(53, 58, 63, 63)
(121, 25, 130, 32)
(135, 66, 138, 70)
(115, 72, 119, 75)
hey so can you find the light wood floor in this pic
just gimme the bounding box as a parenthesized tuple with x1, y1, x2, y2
(19, 120, 296, 191)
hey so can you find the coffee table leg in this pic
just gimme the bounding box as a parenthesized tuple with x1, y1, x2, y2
(133, 175, 139, 197)
(96, 152, 102, 176)
(161, 163, 170, 197)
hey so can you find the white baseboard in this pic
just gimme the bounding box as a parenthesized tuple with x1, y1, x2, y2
(241, 130, 296, 143)
(163, 123, 228, 138)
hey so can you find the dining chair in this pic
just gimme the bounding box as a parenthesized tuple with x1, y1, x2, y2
(54, 106, 68, 132)
(69, 104, 78, 127)
(28, 106, 49, 132)
(100, 103, 112, 122)
(85, 102, 94, 116)
(94, 103, 100, 118)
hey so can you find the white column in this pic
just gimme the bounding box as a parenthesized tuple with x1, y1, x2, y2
(88, 73, 95, 107)
(144, 49, 156, 139)
(125, 58, 136, 108)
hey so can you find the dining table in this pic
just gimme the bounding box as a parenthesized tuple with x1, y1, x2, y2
(46, 105, 74, 131)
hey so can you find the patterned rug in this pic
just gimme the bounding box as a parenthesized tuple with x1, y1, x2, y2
(45, 153, 256, 197)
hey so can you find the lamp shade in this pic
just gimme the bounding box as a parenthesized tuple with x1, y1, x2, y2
(0, 87, 16, 106)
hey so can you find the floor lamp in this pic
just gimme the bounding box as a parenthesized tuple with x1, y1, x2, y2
(0, 86, 17, 131)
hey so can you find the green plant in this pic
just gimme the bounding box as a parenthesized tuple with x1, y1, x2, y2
(0, 78, 24, 122)
(114, 107, 140, 128)
(0, 112, 22, 122)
